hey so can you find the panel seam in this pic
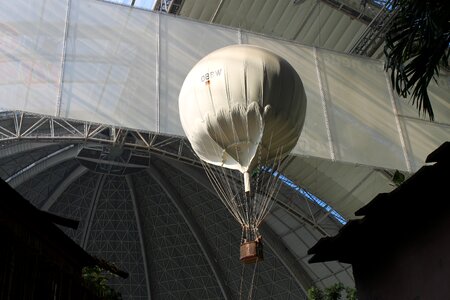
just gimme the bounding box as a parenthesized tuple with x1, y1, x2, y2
(56, 0, 72, 117)
(313, 47, 335, 161)
(156, 13, 161, 132)
(384, 71, 412, 172)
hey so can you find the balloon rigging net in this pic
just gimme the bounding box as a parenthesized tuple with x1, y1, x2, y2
(200, 148, 288, 264)
(178, 44, 307, 264)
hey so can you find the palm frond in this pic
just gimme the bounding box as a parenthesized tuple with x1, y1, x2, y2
(384, 0, 450, 121)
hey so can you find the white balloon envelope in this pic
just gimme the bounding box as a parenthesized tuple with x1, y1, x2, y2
(179, 45, 306, 175)
(179, 44, 307, 263)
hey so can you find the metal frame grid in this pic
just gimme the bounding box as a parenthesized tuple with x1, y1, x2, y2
(85, 175, 148, 299)
(155, 158, 316, 299)
(0, 111, 198, 166)
(0, 111, 352, 299)
(48, 171, 101, 244)
(132, 171, 224, 299)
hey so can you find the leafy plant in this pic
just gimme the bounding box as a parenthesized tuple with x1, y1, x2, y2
(325, 282, 344, 299)
(345, 287, 357, 300)
(392, 170, 406, 187)
(308, 286, 325, 300)
(82, 265, 122, 300)
(384, 0, 450, 121)
(307, 283, 357, 300)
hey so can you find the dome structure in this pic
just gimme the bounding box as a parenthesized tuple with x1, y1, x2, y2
(0, 112, 353, 299)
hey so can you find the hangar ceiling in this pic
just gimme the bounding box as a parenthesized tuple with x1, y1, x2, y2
(0, 111, 354, 299)
(2, 0, 438, 299)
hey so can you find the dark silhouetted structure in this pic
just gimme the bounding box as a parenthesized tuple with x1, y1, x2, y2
(308, 142, 450, 299)
(1, 178, 99, 299)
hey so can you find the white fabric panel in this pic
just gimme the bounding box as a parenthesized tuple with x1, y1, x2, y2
(282, 156, 395, 220)
(158, 15, 238, 135)
(59, 0, 159, 129)
(1, 0, 448, 172)
(332, 169, 395, 218)
(394, 75, 450, 170)
(396, 75, 450, 125)
(245, 34, 331, 160)
(0, 0, 66, 115)
(400, 118, 449, 171)
(317, 49, 408, 171)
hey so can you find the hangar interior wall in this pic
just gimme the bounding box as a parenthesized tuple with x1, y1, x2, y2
(1, 0, 449, 172)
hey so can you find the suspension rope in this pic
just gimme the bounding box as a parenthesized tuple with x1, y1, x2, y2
(239, 263, 246, 300)
(198, 110, 293, 244)
(247, 259, 259, 300)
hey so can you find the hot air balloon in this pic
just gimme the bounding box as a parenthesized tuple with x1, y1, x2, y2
(179, 44, 307, 263)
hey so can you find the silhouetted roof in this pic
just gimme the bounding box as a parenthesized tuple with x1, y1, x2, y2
(308, 142, 450, 264)
(1, 178, 96, 267)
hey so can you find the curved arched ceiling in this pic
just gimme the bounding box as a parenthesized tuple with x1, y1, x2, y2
(0, 112, 355, 299)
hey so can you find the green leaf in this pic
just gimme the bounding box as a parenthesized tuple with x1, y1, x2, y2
(307, 287, 325, 300)
(345, 287, 357, 300)
(325, 283, 344, 300)
(384, 0, 450, 121)
(392, 170, 405, 186)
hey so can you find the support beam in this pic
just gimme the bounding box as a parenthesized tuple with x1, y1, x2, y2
(165, 159, 317, 292)
(126, 175, 152, 300)
(0, 142, 53, 159)
(81, 174, 106, 249)
(146, 166, 232, 300)
(0, 112, 200, 166)
(77, 156, 149, 169)
(6, 145, 78, 188)
(41, 165, 88, 211)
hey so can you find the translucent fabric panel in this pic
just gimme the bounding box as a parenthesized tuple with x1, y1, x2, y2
(393, 75, 449, 171)
(245, 34, 331, 160)
(3, 0, 447, 173)
(317, 49, 407, 171)
(158, 14, 239, 136)
(400, 118, 449, 171)
(282, 156, 395, 219)
(0, 0, 66, 114)
(395, 75, 450, 125)
(332, 168, 396, 218)
(59, 0, 159, 130)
